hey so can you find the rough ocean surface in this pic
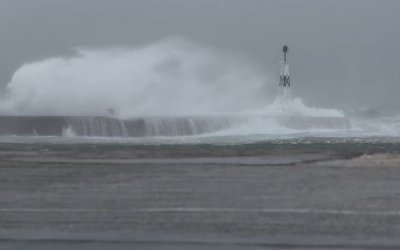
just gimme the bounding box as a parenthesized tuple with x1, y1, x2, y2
(1, 139, 400, 249)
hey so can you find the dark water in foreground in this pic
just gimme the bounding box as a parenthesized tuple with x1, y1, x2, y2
(1, 135, 400, 249)
(0, 135, 400, 158)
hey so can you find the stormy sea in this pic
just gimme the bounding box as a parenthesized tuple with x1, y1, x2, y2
(1, 39, 400, 249)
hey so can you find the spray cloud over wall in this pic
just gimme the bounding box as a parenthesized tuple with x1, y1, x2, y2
(1, 38, 270, 118)
(0, 37, 357, 138)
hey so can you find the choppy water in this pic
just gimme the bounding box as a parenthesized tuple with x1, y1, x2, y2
(1, 132, 400, 146)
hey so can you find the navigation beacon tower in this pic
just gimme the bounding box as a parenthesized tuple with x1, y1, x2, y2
(278, 45, 291, 101)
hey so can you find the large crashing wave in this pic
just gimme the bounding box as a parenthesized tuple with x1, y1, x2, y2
(0, 38, 270, 118)
(0, 37, 359, 137)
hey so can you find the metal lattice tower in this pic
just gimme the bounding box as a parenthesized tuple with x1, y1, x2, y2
(278, 45, 291, 100)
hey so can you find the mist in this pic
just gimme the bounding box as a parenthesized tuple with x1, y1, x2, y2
(1, 38, 270, 118)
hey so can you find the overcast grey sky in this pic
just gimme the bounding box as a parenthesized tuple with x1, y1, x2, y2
(1, 0, 399, 112)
